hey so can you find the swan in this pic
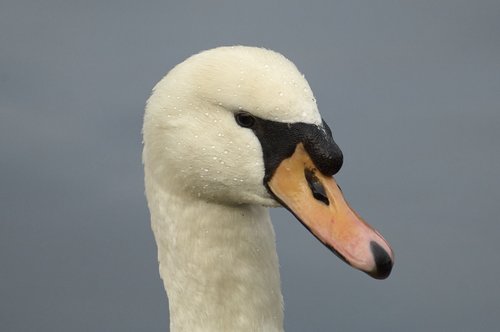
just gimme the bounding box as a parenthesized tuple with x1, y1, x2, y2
(142, 46, 394, 332)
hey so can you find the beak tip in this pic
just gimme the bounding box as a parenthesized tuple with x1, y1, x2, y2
(369, 241, 394, 280)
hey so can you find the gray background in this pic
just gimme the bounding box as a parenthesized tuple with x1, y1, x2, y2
(1, 1, 499, 331)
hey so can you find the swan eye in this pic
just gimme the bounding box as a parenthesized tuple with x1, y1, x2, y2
(235, 112, 256, 128)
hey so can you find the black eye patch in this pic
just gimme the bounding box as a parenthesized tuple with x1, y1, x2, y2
(237, 113, 343, 184)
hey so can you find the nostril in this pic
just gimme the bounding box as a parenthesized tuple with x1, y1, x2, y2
(370, 241, 393, 279)
(304, 169, 329, 205)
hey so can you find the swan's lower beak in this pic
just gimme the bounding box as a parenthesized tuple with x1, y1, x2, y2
(267, 144, 394, 279)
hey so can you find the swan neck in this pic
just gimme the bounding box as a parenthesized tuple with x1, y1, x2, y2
(147, 184, 284, 332)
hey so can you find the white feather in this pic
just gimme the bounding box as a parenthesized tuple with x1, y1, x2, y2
(143, 46, 322, 332)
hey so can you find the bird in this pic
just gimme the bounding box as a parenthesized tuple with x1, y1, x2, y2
(142, 46, 394, 332)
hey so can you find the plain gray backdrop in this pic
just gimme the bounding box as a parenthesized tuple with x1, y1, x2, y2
(1, 1, 499, 331)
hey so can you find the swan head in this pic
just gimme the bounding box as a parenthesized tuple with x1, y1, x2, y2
(143, 46, 393, 279)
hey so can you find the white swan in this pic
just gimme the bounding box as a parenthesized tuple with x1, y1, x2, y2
(142, 46, 393, 332)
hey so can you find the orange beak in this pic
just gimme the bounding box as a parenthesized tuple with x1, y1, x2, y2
(267, 144, 394, 279)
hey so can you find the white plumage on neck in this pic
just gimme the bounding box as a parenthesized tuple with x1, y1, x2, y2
(144, 179, 283, 332)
